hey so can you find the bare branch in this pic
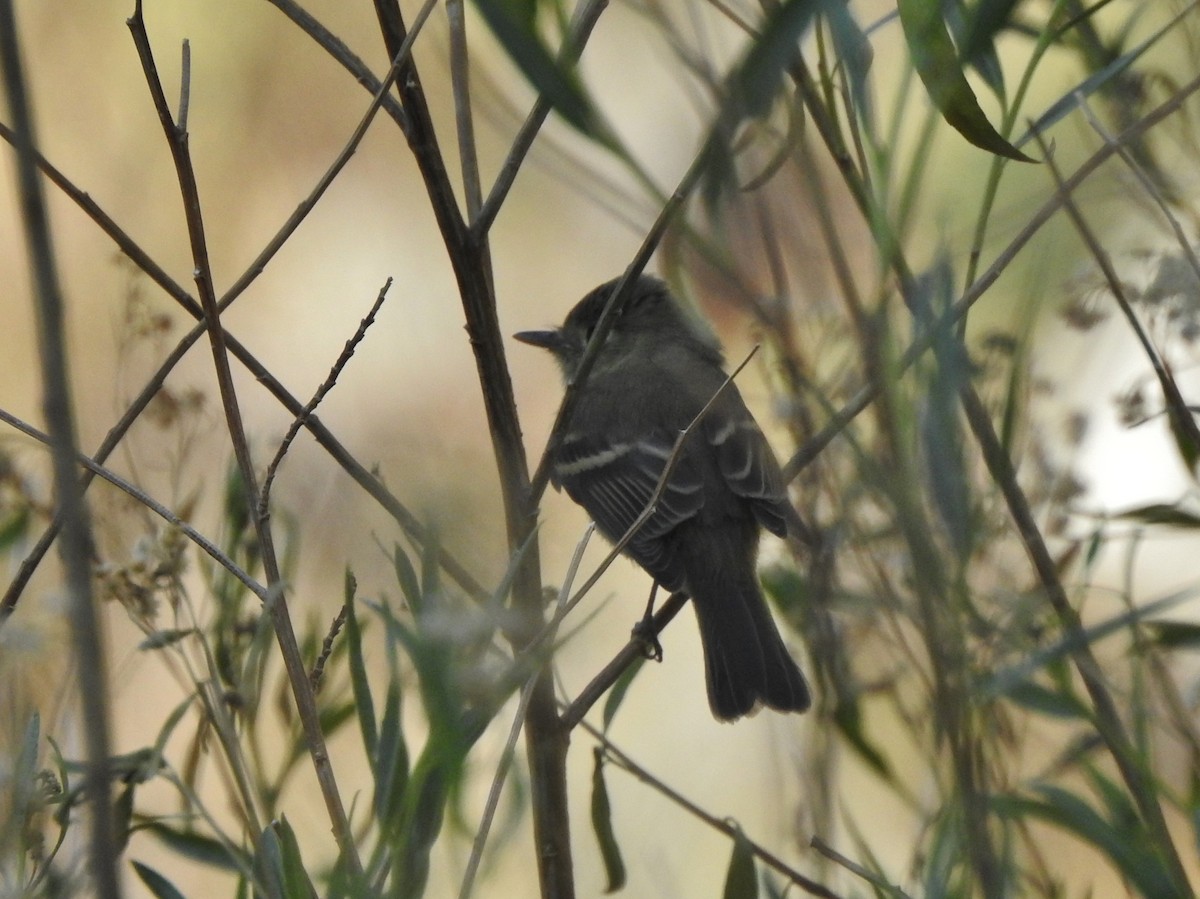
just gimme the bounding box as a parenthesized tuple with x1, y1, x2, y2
(0, 407, 267, 599)
(259, 279, 393, 517)
(127, 2, 361, 873)
(580, 718, 843, 899)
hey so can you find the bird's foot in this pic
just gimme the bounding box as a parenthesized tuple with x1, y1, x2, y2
(632, 584, 664, 661)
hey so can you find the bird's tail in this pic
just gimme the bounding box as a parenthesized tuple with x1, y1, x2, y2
(681, 528, 811, 721)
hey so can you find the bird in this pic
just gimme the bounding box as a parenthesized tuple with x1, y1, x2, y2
(514, 274, 811, 720)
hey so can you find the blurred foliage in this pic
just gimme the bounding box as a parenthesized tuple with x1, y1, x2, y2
(4, 0, 1200, 897)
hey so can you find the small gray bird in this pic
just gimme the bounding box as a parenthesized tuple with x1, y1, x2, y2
(515, 275, 810, 720)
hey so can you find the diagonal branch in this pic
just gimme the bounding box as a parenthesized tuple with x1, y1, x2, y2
(580, 718, 844, 899)
(0, 408, 267, 600)
(0, 7, 482, 614)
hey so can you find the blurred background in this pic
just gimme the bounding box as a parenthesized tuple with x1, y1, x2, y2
(3, 0, 1200, 896)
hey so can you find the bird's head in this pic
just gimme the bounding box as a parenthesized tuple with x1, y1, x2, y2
(514, 275, 718, 380)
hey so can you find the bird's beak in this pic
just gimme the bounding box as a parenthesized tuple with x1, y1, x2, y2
(513, 328, 562, 350)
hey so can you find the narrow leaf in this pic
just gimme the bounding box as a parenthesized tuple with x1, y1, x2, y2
(374, 680, 410, 831)
(1004, 680, 1090, 720)
(1116, 503, 1200, 529)
(265, 816, 314, 898)
(723, 824, 759, 899)
(344, 570, 378, 756)
(833, 700, 892, 779)
(131, 861, 188, 899)
(601, 657, 644, 733)
(983, 586, 1197, 698)
(137, 628, 196, 650)
(730, 0, 822, 119)
(393, 544, 421, 611)
(471, 0, 596, 134)
(143, 822, 246, 871)
(824, 2, 874, 123)
(957, 0, 1021, 97)
(1144, 620, 1200, 649)
(590, 749, 627, 893)
(897, 0, 1033, 161)
(1015, 1, 1193, 147)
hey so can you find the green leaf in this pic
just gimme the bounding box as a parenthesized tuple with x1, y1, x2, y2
(420, 525, 441, 603)
(394, 751, 459, 899)
(344, 571, 378, 757)
(131, 861, 188, 899)
(1004, 680, 1090, 720)
(471, 0, 597, 134)
(374, 680, 410, 832)
(832, 699, 892, 779)
(897, 0, 1033, 161)
(993, 787, 1182, 897)
(259, 816, 314, 899)
(14, 713, 40, 815)
(137, 628, 197, 650)
(590, 748, 626, 893)
(917, 257, 973, 562)
(1144, 619, 1200, 649)
(601, 657, 644, 733)
(723, 825, 759, 899)
(1164, 390, 1200, 474)
(0, 501, 30, 551)
(142, 822, 246, 872)
(112, 784, 135, 854)
(955, 0, 1020, 98)
(730, 0, 822, 118)
(393, 544, 422, 612)
(923, 806, 966, 897)
(1117, 502, 1200, 528)
(1082, 766, 1139, 833)
(824, 2, 873, 122)
(1016, 4, 1193, 148)
(982, 586, 1198, 699)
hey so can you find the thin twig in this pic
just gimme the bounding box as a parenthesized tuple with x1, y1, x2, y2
(459, 527, 592, 899)
(0, 408, 267, 599)
(310, 605, 347, 692)
(264, 0, 410, 133)
(0, 6, 120, 896)
(472, 0, 610, 237)
(178, 40, 190, 132)
(579, 718, 843, 899)
(446, 0, 483, 222)
(810, 837, 912, 898)
(127, 2, 361, 874)
(367, 0, 575, 892)
(259, 278, 393, 517)
(558, 591, 688, 730)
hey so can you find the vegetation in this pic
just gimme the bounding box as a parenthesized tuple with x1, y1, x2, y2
(2, 0, 1200, 896)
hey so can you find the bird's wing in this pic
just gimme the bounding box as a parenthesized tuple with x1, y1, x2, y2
(705, 407, 790, 538)
(553, 430, 704, 588)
